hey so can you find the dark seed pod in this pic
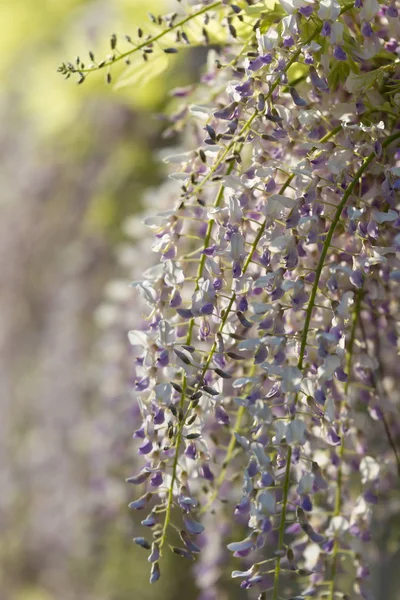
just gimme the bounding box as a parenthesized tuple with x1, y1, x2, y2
(171, 547, 194, 560)
(265, 112, 283, 124)
(214, 368, 232, 379)
(205, 124, 216, 141)
(174, 348, 192, 365)
(227, 351, 245, 360)
(228, 332, 246, 341)
(164, 47, 179, 54)
(237, 311, 253, 328)
(181, 344, 195, 353)
(186, 414, 197, 426)
(176, 308, 193, 319)
(185, 432, 201, 439)
(258, 93, 266, 112)
(171, 382, 183, 393)
(203, 385, 219, 396)
(110, 34, 117, 50)
(297, 507, 306, 524)
(216, 332, 224, 353)
(133, 537, 151, 550)
(297, 568, 313, 576)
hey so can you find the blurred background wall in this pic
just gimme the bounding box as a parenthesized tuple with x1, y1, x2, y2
(0, 1, 201, 598)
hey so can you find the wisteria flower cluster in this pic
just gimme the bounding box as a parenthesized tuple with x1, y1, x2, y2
(61, 0, 400, 598)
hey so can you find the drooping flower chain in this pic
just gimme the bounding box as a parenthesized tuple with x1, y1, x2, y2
(62, 0, 400, 597)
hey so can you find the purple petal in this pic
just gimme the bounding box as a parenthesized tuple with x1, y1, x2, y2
(138, 438, 153, 455)
(126, 470, 151, 485)
(183, 515, 205, 535)
(227, 538, 254, 553)
(333, 46, 347, 61)
(150, 561, 160, 584)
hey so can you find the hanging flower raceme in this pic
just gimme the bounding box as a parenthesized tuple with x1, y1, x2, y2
(62, 0, 400, 597)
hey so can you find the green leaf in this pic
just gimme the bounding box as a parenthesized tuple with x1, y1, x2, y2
(328, 61, 350, 91)
(299, 17, 315, 42)
(114, 52, 169, 90)
(243, 1, 285, 31)
(243, 0, 281, 16)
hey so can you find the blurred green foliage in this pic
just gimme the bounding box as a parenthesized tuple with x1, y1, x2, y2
(0, 0, 193, 238)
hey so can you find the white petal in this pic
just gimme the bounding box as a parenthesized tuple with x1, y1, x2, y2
(282, 366, 303, 392)
(360, 456, 380, 484)
(317, 355, 341, 383)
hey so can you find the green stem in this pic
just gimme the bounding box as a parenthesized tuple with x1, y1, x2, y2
(158, 374, 188, 552)
(68, 1, 223, 74)
(158, 175, 227, 553)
